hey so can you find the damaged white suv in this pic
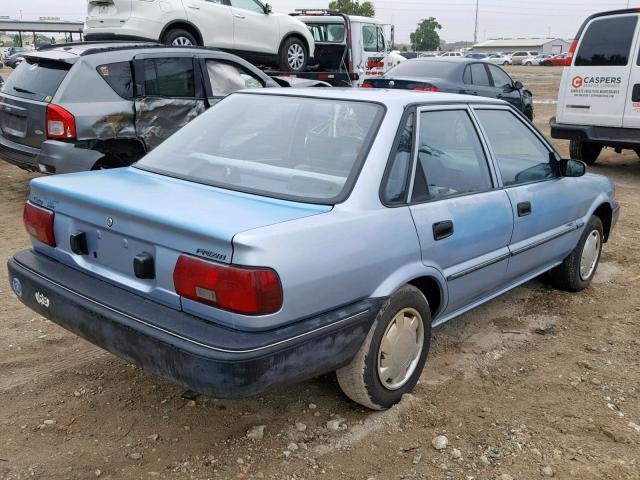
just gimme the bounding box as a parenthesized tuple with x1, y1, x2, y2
(84, 0, 316, 72)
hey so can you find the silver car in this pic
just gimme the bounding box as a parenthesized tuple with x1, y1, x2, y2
(9, 89, 618, 410)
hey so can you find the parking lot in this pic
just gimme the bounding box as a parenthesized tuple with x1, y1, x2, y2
(1, 65, 639, 480)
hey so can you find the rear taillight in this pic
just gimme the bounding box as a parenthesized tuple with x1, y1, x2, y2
(23, 201, 55, 247)
(362, 81, 373, 88)
(414, 85, 440, 92)
(566, 39, 578, 66)
(173, 255, 282, 315)
(46, 104, 76, 140)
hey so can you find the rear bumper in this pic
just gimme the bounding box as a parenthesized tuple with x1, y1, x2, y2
(0, 134, 39, 171)
(550, 122, 640, 148)
(7, 249, 380, 398)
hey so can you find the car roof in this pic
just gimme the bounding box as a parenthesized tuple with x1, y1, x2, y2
(240, 87, 506, 107)
(27, 42, 214, 62)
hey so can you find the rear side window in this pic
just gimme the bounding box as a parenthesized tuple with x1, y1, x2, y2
(206, 60, 263, 97)
(143, 57, 194, 97)
(1, 58, 70, 101)
(97, 61, 133, 99)
(382, 112, 414, 204)
(576, 15, 638, 66)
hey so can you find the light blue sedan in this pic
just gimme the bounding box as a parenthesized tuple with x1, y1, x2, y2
(9, 89, 619, 410)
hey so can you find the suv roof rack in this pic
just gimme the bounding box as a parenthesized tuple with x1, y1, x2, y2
(36, 40, 159, 52)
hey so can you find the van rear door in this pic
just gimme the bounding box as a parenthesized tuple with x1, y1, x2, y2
(623, 14, 640, 128)
(557, 13, 638, 127)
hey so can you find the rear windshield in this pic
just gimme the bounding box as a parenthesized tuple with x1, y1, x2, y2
(0, 58, 71, 102)
(307, 22, 346, 43)
(576, 15, 638, 66)
(386, 60, 458, 79)
(135, 94, 384, 204)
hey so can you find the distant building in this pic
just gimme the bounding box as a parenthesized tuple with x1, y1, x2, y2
(471, 38, 570, 54)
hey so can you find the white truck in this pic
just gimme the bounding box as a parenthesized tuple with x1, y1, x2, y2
(273, 10, 394, 87)
(551, 8, 640, 164)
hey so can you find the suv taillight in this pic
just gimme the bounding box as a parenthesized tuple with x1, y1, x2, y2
(566, 39, 578, 66)
(46, 104, 76, 140)
(173, 255, 282, 315)
(23, 201, 55, 246)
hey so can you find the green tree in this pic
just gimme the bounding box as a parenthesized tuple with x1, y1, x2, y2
(410, 17, 442, 51)
(328, 0, 375, 17)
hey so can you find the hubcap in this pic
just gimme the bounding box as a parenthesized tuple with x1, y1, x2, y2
(377, 308, 424, 391)
(580, 229, 601, 280)
(172, 36, 193, 46)
(287, 43, 305, 70)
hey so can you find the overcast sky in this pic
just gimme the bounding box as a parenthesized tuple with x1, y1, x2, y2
(2, 0, 640, 43)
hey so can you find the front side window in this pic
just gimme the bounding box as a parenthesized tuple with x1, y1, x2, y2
(230, 0, 264, 13)
(136, 94, 384, 203)
(363, 25, 385, 53)
(411, 110, 492, 202)
(475, 109, 556, 186)
(576, 15, 638, 67)
(143, 57, 194, 97)
(382, 112, 414, 204)
(206, 60, 263, 96)
(488, 65, 513, 89)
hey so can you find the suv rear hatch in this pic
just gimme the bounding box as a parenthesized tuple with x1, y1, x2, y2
(0, 57, 72, 149)
(86, 0, 132, 28)
(28, 167, 331, 310)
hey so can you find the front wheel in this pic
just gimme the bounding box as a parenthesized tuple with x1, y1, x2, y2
(570, 139, 602, 165)
(525, 61, 532, 66)
(336, 285, 432, 410)
(503, 61, 509, 65)
(279, 37, 308, 72)
(551, 216, 603, 292)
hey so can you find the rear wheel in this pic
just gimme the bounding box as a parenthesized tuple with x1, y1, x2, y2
(503, 61, 509, 65)
(570, 139, 603, 165)
(162, 28, 198, 47)
(524, 106, 534, 121)
(525, 61, 532, 66)
(279, 37, 308, 72)
(551, 216, 603, 292)
(336, 285, 431, 410)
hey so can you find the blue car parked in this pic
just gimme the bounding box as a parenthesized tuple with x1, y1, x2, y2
(9, 89, 619, 409)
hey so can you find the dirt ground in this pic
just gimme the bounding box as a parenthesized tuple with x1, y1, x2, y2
(1, 65, 639, 480)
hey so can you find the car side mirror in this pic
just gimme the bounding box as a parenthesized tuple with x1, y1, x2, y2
(513, 80, 524, 90)
(264, 3, 272, 13)
(559, 158, 587, 177)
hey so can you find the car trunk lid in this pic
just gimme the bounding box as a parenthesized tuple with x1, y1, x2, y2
(28, 167, 331, 308)
(86, 0, 132, 28)
(363, 76, 442, 91)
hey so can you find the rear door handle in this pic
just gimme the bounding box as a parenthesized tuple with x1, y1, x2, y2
(187, 4, 200, 9)
(517, 201, 532, 217)
(632, 84, 640, 102)
(433, 220, 454, 241)
(234, 13, 246, 18)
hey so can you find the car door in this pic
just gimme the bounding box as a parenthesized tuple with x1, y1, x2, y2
(473, 106, 592, 283)
(406, 106, 513, 314)
(623, 16, 640, 128)
(184, 0, 234, 49)
(132, 53, 206, 150)
(462, 62, 496, 99)
(362, 24, 387, 76)
(229, 0, 278, 55)
(487, 64, 523, 111)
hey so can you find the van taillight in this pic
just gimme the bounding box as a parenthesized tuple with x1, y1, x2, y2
(566, 39, 578, 66)
(23, 201, 55, 247)
(173, 255, 282, 315)
(46, 104, 76, 140)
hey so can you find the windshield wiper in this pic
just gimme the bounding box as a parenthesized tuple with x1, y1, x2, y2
(12, 86, 36, 95)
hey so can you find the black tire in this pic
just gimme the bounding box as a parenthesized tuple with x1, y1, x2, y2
(524, 106, 534, 121)
(551, 216, 603, 292)
(503, 61, 509, 65)
(279, 37, 308, 72)
(570, 139, 602, 165)
(525, 61, 532, 66)
(162, 28, 198, 47)
(336, 285, 432, 410)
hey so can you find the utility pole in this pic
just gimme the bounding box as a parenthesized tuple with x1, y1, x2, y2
(473, 0, 479, 45)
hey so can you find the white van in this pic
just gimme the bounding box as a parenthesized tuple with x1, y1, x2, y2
(552, 8, 640, 164)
